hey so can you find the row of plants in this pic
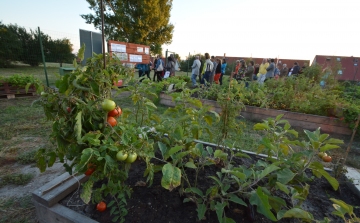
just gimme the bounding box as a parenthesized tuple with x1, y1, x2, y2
(33, 48, 359, 222)
(0, 74, 40, 87)
(194, 65, 360, 132)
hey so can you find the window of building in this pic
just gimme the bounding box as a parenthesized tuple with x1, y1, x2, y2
(338, 70, 343, 75)
(336, 57, 341, 62)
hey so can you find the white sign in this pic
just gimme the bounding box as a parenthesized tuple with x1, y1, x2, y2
(144, 47, 149, 55)
(111, 43, 126, 52)
(129, 54, 142, 63)
(137, 47, 143, 53)
(114, 52, 128, 61)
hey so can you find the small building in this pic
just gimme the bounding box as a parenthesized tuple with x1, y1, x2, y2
(311, 55, 360, 81)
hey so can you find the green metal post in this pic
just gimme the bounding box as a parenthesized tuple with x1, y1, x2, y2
(38, 27, 49, 87)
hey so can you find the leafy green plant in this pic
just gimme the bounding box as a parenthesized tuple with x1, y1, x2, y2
(330, 198, 360, 223)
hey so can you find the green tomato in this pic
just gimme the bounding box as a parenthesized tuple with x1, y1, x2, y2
(116, 151, 128, 161)
(102, 99, 116, 112)
(318, 152, 327, 158)
(125, 152, 137, 163)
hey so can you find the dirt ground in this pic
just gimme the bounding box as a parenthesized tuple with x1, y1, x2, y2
(0, 162, 64, 199)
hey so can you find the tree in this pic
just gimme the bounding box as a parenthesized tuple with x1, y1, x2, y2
(0, 22, 23, 67)
(81, 0, 174, 55)
(47, 38, 74, 67)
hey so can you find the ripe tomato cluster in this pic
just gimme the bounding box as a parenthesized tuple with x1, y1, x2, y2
(102, 99, 122, 127)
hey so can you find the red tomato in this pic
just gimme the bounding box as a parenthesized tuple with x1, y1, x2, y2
(108, 107, 122, 118)
(96, 201, 106, 212)
(322, 155, 332, 162)
(107, 116, 117, 127)
(85, 168, 95, 176)
(67, 107, 71, 113)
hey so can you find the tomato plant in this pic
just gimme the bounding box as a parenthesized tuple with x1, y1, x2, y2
(96, 201, 106, 212)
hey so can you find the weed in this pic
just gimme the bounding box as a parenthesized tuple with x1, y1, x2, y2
(0, 195, 36, 223)
(17, 150, 38, 164)
(0, 173, 34, 188)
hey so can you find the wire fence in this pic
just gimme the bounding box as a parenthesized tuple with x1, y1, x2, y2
(0, 24, 82, 85)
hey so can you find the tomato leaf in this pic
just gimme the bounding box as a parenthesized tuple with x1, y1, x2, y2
(275, 182, 290, 195)
(280, 208, 314, 221)
(276, 168, 295, 184)
(227, 194, 247, 206)
(253, 123, 270, 130)
(74, 111, 82, 143)
(185, 161, 197, 169)
(47, 152, 56, 167)
(249, 187, 277, 221)
(80, 178, 94, 204)
(215, 201, 226, 223)
(197, 203, 207, 220)
(161, 163, 181, 191)
(319, 144, 340, 152)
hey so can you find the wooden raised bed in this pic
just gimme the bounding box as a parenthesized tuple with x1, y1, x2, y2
(0, 82, 37, 99)
(159, 93, 352, 135)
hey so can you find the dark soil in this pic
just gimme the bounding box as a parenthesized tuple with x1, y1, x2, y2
(60, 153, 360, 223)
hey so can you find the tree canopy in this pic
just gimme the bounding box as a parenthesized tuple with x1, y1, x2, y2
(81, 0, 174, 55)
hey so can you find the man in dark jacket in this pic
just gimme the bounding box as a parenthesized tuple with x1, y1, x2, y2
(291, 62, 301, 76)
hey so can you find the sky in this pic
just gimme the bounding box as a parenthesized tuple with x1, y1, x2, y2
(1, 0, 360, 63)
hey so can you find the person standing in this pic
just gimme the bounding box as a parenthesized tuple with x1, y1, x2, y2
(265, 58, 275, 81)
(231, 60, 241, 80)
(201, 53, 213, 85)
(191, 56, 201, 87)
(169, 54, 177, 76)
(209, 56, 217, 84)
(166, 56, 175, 77)
(220, 58, 227, 85)
(280, 64, 288, 78)
(257, 58, 269, 84)
(274, 63, 281, 80)
(154, 55, 164, 82)
(290, 62, 301, 77)
(244, 60, 254, 87)
(152, 57, 158, 81)
(199, 57, 204, 83)
(214, 58, 222, 84)
(253, 63, 259, 80)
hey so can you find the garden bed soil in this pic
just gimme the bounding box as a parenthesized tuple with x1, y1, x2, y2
(60, 152, 360, 223)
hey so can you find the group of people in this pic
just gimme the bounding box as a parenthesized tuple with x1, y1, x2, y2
(232, 58, 306, 85)
(190, 53, 227, 87)
(139, 52, 307, 86)
(138, 54, 177, 82)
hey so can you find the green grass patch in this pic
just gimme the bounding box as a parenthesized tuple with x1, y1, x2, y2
(0, 195, 36, 223)
(0, 173, 34, 188)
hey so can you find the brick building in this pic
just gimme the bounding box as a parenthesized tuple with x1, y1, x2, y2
(311, 55, 360, 81)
